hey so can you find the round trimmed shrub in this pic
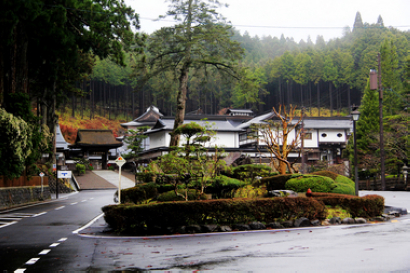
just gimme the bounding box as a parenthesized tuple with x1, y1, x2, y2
(262, 174, 300, 191)
(332, 175, 355, 195)
(285, 175, 336, 193)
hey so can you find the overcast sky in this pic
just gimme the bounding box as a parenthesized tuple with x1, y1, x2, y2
(125, 0, 410, 43)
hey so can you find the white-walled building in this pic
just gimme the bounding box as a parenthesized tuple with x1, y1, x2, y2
(119, 107, 353, 166)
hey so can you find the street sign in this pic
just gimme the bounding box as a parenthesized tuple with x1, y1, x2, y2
(114, 156, 127, 204)
(39, 172, 45, 177)
(115, 156, 126, 167)
(57, 171, 72, 179)
(53, 164, 57, 172)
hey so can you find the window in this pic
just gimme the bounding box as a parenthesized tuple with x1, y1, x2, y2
(239, 133, 248, 142)
(337, 133, 343, 138)
(321, 133, 327, 137)
(304, 133, 312, 140)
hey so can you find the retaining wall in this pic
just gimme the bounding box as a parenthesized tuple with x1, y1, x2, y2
(0, 186, 51, 210)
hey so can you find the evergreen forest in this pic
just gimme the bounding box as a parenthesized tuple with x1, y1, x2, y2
(70, 12, 409, 119)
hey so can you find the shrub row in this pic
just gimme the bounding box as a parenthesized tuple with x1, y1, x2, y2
(312, 192, 384, 218)
(121, 183, 190, 204)
(102, 197, 327, 234)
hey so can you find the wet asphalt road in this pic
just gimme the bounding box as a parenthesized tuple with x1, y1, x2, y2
(0, 190, 116, 272)
(1, 190, 410, 272)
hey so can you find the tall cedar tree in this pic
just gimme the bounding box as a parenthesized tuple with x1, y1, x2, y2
(135, 0, 243, 147)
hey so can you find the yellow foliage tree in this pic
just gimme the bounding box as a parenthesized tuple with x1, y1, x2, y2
(256, 105, 303, 174)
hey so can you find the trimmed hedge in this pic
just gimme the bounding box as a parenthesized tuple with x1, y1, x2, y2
(121, 183, 158, 204)
(310, 170, 339, 180)
(333, 175, 355, 195)
(261, 174, 297, 191)
(102, 197, 327, 234)
(285, 175, 336, 193)
(209, 175, 246, 198)
(121, 183, 189, 204)
(310, 171, 355, 195)
(312, 192, 384, 218)
(156, 189, 207, 202)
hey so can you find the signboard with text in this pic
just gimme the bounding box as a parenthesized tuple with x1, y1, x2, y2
(57, 171, 72, 179)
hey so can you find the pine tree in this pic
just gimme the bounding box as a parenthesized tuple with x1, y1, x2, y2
(134, 0, 243, 147)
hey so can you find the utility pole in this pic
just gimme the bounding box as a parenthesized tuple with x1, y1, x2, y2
(378, 53, 386, 190)
(301, 107, 306, 174)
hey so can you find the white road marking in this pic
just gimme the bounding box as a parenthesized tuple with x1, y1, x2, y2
(0, 217, 21, 220)
(38, 249, 51, 255)
(89, 198, 94, 200)
(55, 206, 65, 211)
(9, 213, 33, 217)
(31, 212, 47, 217)
(14, 269, 26, 273)
(0, 221, 17, 229)
(49, 243, 60, 247)
(81, 200, 87, 203)
(70, 202, 78, 205)
(25, 258, 40, 265)
(72, 213, 104, 234)
(58, 237, 67, 242)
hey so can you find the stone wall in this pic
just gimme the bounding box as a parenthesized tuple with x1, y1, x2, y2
(0, 186, 51, 210)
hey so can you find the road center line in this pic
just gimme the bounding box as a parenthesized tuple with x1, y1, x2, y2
(58, 237, 67, 242)
(81, 200, 87, 203)
(49, 243, 60, 247)
(55, 206, 65, 211)
(25, 258, 40, 265)
(38, 249, 51, 255)
(14, 269, 26, 272)
(70, 202, 78, 205)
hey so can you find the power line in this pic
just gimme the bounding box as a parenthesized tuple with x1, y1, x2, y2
(139, 17, 410, 30)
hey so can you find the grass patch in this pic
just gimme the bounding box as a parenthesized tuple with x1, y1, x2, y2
(326, 205, 351, 219)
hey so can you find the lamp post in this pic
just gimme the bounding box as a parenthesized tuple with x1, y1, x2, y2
(402, 165, 408, 188)
(352, 109, 360, 196)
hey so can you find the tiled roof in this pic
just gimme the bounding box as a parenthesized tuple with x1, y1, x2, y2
(302, 117, 352, 129)
(69, 130, 123, 148)
(121, 106, 164, 128)
(146, 118, 244, 134)
(236, 111, 278, 129)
